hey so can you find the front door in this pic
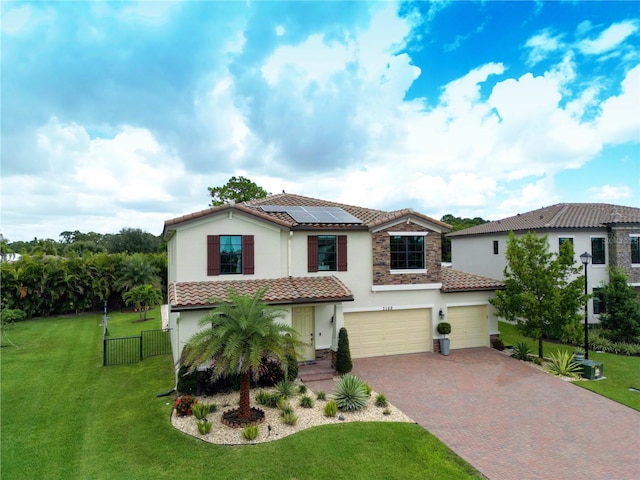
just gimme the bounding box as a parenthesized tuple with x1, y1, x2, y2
(292, 306, 315, 361)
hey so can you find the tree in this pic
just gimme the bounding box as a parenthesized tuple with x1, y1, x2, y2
(336, 327, 353, 374)
(598, 268, 640, 343)
(116, 253, 160, 292)
(107, 228, 161, 254)
(440, 214, 489, 262)
(490, 231, 586, 358)
(122, 285, 163, 321)
(181, 288, 301, 423)
(208, 176, 268, 206)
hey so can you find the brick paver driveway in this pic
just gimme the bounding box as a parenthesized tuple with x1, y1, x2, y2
(351, 348, 640, 480)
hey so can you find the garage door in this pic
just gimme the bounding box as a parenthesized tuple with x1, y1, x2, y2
(344, 309, 432, 358)
(447, 305, 488, 349)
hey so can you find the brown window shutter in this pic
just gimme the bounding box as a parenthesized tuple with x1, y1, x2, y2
(308, 236, 318, 272)
(207, 235, 220, 276)
(242, 235, 254, 275)
(338, 235, 348, 271)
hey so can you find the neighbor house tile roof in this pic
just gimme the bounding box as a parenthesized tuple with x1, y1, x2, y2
(163, 192, 451, 237)
(447, 203, 640, 237)
(440, 268, 504, 292)
(169, 275, 354, 310)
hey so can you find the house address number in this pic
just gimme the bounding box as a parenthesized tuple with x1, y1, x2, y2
(382, 306, 393, 311)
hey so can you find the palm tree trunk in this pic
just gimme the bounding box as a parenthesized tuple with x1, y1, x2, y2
(238, 371, 251, 419)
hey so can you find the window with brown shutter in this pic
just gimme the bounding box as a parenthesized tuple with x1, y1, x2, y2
(308, 236, 319, 272)
(207, 234, 254, 276)
(338, 235, 347, 271)
(308, 235, 347, 272)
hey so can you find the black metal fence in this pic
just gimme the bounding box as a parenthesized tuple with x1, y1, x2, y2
(103, 328, 172, 366)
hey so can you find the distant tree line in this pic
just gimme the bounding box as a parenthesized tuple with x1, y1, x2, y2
(0, 228, 167, 320)
(440, 214, 489, 262)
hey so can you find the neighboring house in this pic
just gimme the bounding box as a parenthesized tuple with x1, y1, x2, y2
(447, 203, 640, 322)
(162, 193, 503, 370)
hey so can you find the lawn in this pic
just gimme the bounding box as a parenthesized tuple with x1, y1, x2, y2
(498, 321, 640, 411)
(1, 310, 483, 480)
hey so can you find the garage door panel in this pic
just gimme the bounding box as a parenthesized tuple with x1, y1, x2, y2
(344, 309, 432, 358)
(448, 305, 488, 349)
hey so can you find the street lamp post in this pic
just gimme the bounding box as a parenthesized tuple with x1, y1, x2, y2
(579, 252, 592, 360)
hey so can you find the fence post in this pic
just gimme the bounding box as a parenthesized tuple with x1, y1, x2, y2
(103, 337, 107, 367)
(139, 335, 143, 361)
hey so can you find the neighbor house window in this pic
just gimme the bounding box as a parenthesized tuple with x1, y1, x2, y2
(390, 235, 425, 270)
(593, 288, 606, 315)
(207, 235, 254, 276)
(493, 240, 499, 255)
(307, 235, 347, 272)
(591, 237, 606, 265)
(632, 236, 640, 264)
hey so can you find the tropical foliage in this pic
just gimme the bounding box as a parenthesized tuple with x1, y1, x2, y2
(208, 176, 268, 206)
(546, 350, 583, 378)
(122, 285, 163, 321)
(597, 268, 640, 343)
(180, 288, 302, 421)
(490, 231, 586, 358)
(332, 374, 369, 412)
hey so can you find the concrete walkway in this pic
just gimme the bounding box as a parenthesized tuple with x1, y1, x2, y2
(347, 349, 640, 480)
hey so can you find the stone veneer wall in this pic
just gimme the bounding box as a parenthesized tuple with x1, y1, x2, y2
(372, 222, 442, 285)
(608, 225, 640, 284)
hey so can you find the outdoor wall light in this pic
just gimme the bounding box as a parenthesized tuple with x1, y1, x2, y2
(439, 309, 445, 319)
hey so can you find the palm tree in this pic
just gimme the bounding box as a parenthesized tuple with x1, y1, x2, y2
(116, 253, 160, 292)
(122, 284, 163, 321)
(181, 287, 301, 423)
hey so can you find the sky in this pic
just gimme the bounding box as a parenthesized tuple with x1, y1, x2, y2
(1, 0, 639, 242)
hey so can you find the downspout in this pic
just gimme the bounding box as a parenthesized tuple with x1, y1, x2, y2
(288, 231, 293, 277)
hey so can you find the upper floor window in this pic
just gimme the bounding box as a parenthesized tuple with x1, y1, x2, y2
(493, 240, 499, 255)
(308, 235, 347, 272)
(207, 235, 254, 276)
(631, 235, 640, 265)
(591, 237, 606, 265)
(559, 237, 574, 247)
(390, 235, 424, 270)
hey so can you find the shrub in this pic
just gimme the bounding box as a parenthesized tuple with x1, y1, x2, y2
(299, 395, 314, 408)
(533, 357, 543, 366)
(285, 352, 299, 382)
(257, 356, 285, 387)
(281, 411, 298, 426)
(323, 400, 338, 417)
(197, 419, 212, 435)
(492, 337, 505, 351)
(511, 341, 532, 361)
(297, 384, 307, 394)
(274, 378, 295, 398)
(436, 322, 451, 335)
(255, 390, 281, 408)
(176, 366, 199, 395)
(362, 382, 372, 396)
(382, 407, 392, 415)
(277, 398, 292, 414)
(332, 374, 368, 412)
(242, 425, 259, 441)
(546, 350, 583, 378)
(173, 395, 195, 417)
(335, 327, 353, 374)
(208, 403, 218, 414)
(316, 391, 326, 401)
(0, 308, 26, 324)
(375, 393, 388, 407)
(191, 402, 211, 420)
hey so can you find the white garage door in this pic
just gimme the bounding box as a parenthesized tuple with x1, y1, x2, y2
(344, 309, 432, 358)
(447, 305, 488, 349)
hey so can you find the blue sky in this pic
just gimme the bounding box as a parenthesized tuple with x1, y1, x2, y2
(2, 0, 638, 242)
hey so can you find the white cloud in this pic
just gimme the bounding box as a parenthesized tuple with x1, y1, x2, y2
(524, 29, 565, 65)
(577, 20, 639, 55)
(589, 184, 634, 201)
(594, 65, 640, 144)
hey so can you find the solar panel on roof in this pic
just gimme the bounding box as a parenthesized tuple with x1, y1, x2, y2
(259, 205, 361, 223)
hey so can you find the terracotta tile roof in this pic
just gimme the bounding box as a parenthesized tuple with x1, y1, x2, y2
(440, 268, 504, 292)
(447, 203, 640, 237)
(163, 192, 452, 236)
(169, 275, 354, 310)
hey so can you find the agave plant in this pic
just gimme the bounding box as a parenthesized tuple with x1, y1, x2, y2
(546, 350, 583, 378)
(511, 341, 533, 361)
(331, 374, 369, 412)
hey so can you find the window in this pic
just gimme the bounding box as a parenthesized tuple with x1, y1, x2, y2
(390, 235, 424, 270)
(493, 240, 499, 255)
(559, 237, 574, 247)
(308, 235, 347, 272)
(632, 236, 640, 264)
(591, 237, 606, 265)
(593, 288, 606, 315)
(207, 235, 254, 276)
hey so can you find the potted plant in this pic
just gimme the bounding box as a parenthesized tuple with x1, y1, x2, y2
(437, 322, 451, 356)
(572, 347, 585, 362)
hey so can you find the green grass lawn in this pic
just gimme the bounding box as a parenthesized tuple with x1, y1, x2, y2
(498, 321, 640, 411)
(1, 310, 483, 480)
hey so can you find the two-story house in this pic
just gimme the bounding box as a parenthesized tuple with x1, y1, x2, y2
(162, 193, 503, 370)
(447, 203, 640, 322)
